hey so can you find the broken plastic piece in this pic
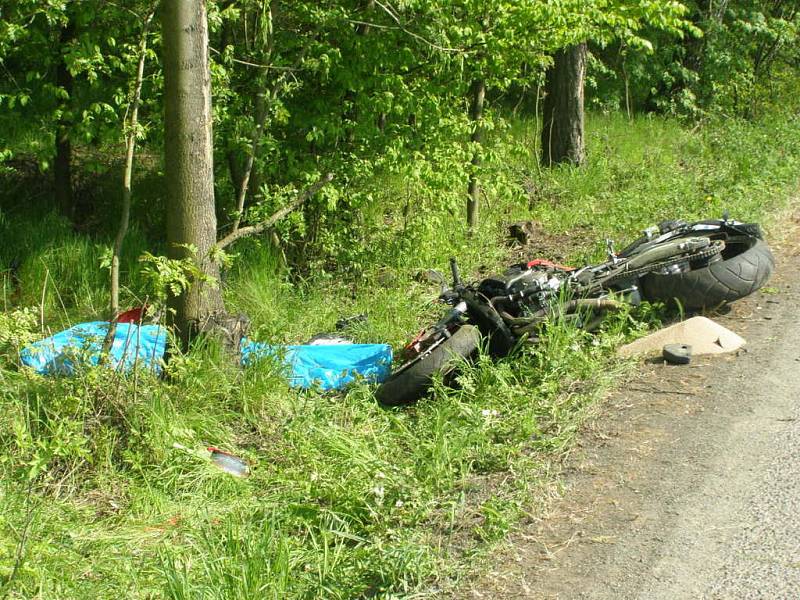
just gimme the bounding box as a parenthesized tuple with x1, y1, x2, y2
(663, 343, 692, 365)
(618, 316, 745, 358)
(208, 448, 250, 478)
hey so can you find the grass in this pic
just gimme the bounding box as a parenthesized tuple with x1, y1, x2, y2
(1, 109, 800, 599)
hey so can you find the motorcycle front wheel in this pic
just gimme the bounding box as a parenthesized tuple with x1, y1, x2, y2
(376, 325, 481, 406)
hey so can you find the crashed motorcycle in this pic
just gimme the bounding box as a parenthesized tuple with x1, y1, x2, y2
(376, 216, 774, 406)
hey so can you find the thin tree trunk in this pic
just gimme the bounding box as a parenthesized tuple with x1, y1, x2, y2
(162, 0, 227, 346)
(342, 0, 375, 143)
(103, 11, 154, 354)
(467, 78, 485, 230)
(55, 20, 75, 219)
(230, 89, 267, 233)
(229, 68, 296, 237)
(541, 42, 587, 167)
(226, 148, 244, 202)
(621, 49, 632, 121)
(528, 82, 543, 210)
(221, 10, 244, 205)
(228, 0, 277, 235)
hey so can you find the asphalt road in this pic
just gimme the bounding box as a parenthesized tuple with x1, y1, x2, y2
(460, 219, 800, 599)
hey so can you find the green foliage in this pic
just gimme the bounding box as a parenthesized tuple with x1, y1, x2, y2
(0, 308, 37, 366)
(0, 1, 160, 169)
(588, 0, 800, 118)
(0, 209, 149, 321)
(139, 246, 217, 308)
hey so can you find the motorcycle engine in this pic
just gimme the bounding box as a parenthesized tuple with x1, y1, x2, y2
(477, 264, 561, 299)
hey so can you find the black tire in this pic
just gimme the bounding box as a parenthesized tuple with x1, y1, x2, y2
(641, 237, 774, 310)
(376, 325, 481, 406)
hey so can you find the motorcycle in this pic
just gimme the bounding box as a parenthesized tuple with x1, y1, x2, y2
(376, 216, 774, 406)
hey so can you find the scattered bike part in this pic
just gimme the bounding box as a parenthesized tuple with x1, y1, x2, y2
(376, 325, 480, 406)
(663, 343, 692, 365)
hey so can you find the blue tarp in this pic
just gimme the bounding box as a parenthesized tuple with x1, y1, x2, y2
(240, 339, 392, 390)
(20, 321, 392, 391)
(20, 321, 167, 376)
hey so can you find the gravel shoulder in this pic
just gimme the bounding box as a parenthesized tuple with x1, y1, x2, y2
(458, 217, 800, 599)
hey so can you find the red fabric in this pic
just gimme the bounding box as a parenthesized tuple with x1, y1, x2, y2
(117, 306, 147, 323)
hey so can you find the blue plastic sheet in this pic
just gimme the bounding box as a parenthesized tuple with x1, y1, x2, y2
(241, 340, 392, 390)
(20, 321, 392, 391)
(20, 321, 167, 375)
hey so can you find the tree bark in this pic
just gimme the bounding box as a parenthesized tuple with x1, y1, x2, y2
(541, 42, 587, 167)
(162, 0, 226, 346)
(467, 78, 485, 230)
(55, 20, 75, 219)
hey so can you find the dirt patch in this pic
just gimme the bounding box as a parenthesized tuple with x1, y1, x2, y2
(505, 221, 596, 265)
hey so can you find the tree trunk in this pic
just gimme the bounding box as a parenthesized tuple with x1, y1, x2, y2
(55, 20, 75, 219)
(226, 149, 244, 206)
(467, 78, 485, 230)
(230, 85, 268, 232)
(162, 0, 227, 346)
(541, 42, 586, 167)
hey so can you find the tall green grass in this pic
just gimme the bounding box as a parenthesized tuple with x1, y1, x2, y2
(0, 211, 149, 326)
(1, 110, 800, 599)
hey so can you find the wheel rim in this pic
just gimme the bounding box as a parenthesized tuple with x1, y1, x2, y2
(390, 334, 448, 377)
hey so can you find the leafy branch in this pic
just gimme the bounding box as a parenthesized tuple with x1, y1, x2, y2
(217, 173, 335, 251)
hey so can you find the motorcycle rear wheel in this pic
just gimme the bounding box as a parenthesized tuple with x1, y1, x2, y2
(376, 325, 481, 406)
(641, 236, 774, 310)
